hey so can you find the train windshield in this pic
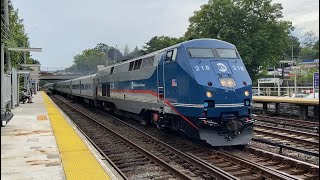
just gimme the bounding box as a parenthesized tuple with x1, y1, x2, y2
(188, 48, 215, 58)
(216, 49, 239, 59)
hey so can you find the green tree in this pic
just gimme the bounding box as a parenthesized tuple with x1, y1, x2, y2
(72, 48, 106, 74)
(143, 36, 185, 54)
(127, 46, 143, 59)
(283, 35, 301, 60)
(300, 47, 317, 60)
(290, 68, 318, 85)
(123, 44, 129, 58)
(312, 39, 319, 59)
(302, 31, 317, 48)
(66, 43, 125, 74)
(185, 0, 293, 80)
(4, 2, 37, 69)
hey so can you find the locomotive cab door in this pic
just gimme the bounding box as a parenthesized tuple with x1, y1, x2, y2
(157, 49, 178, 103)
(156, 53, 165, 103)
(164, 49, 178, 99)
(106, 83, 110, 97)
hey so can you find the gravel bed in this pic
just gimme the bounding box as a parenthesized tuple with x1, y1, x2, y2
(255, 120, 318, 134)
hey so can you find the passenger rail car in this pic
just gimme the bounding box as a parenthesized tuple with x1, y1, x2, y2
(50, 38, 254, 146)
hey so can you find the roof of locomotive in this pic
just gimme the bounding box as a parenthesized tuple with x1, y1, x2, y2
(97, 38, 236, 72)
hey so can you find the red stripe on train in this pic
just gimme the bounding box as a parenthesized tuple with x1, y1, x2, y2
(110, 89, 198, 130)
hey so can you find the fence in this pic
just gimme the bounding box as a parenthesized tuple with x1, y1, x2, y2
(252, 86, 317, 97)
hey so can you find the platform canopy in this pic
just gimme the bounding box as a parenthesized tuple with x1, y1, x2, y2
(7, 47, 42, 52)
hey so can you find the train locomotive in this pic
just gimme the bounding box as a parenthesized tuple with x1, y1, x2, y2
(49, 38, 255, 146)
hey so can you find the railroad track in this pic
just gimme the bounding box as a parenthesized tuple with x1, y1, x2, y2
(154, 137, 319, 180)
(254, 114, 319, 132)
(51, 95, 236, 180)
(50, 94, 319, 180)
(254, 124, 319, 156)
(227, 147, 319, 179)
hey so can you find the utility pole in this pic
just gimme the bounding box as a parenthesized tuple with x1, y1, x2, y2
(114, 45, 117, 63)
(23, 42, 29, 94)
(105, 51, 108, 67)
(1, 43, 5, 113)
(3, 0, 11, 73)
(103, 46, 108, 67)
(292, 45, 297, 97)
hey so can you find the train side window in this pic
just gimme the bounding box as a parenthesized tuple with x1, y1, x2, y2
(110, 67, 114, 74)
(142, 56, 155, 67)
(129, 61, 134, 71)
(134, 59, 142, 70)
(137, 59, 142, 69)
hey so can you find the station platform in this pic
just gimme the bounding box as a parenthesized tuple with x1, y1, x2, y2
(1, 92, 120, 180)
(253, 96, 319, 119)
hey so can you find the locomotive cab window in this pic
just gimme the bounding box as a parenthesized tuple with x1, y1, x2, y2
(188, 48, 215, 58)
(216, 49, 239, 59)
(166, 48, 177, 61)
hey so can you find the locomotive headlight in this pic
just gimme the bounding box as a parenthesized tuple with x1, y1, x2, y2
(220, 80, 226, 86)
(219, 78, 236, 87)
(206, 91, 213, 98)
(244, 90, 250, 96)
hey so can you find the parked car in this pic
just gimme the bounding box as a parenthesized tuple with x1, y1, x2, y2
(252, 89, 263, 96)
(282, 93, 308, 98)
(304, 93, 319, 99)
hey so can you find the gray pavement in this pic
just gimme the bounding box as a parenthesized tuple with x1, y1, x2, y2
(1, 93, 65, 180)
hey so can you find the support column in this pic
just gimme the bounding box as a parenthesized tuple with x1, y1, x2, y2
(1, 44, 5, 112)
(4, 0, 11, 73)
(24, 74, 27, 90)
(3, 0, 10, 24)
(299, 106, 308, 120)
(35, 81, 38, 94)
(275, 103, 280, 115)
(278, 82, 280, 97)
(314, 106, 319, 117)
(263, 103, 268, 115)
(17, 74, 20, 106)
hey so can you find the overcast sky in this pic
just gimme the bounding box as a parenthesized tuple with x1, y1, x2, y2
(12, 0, 319, 68)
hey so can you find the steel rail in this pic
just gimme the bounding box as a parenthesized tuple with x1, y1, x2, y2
(52, 95, 193, 180)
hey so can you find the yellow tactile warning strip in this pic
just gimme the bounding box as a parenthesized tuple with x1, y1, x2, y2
(37, 115, 48, 120)
(41, 92, 111, 180)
